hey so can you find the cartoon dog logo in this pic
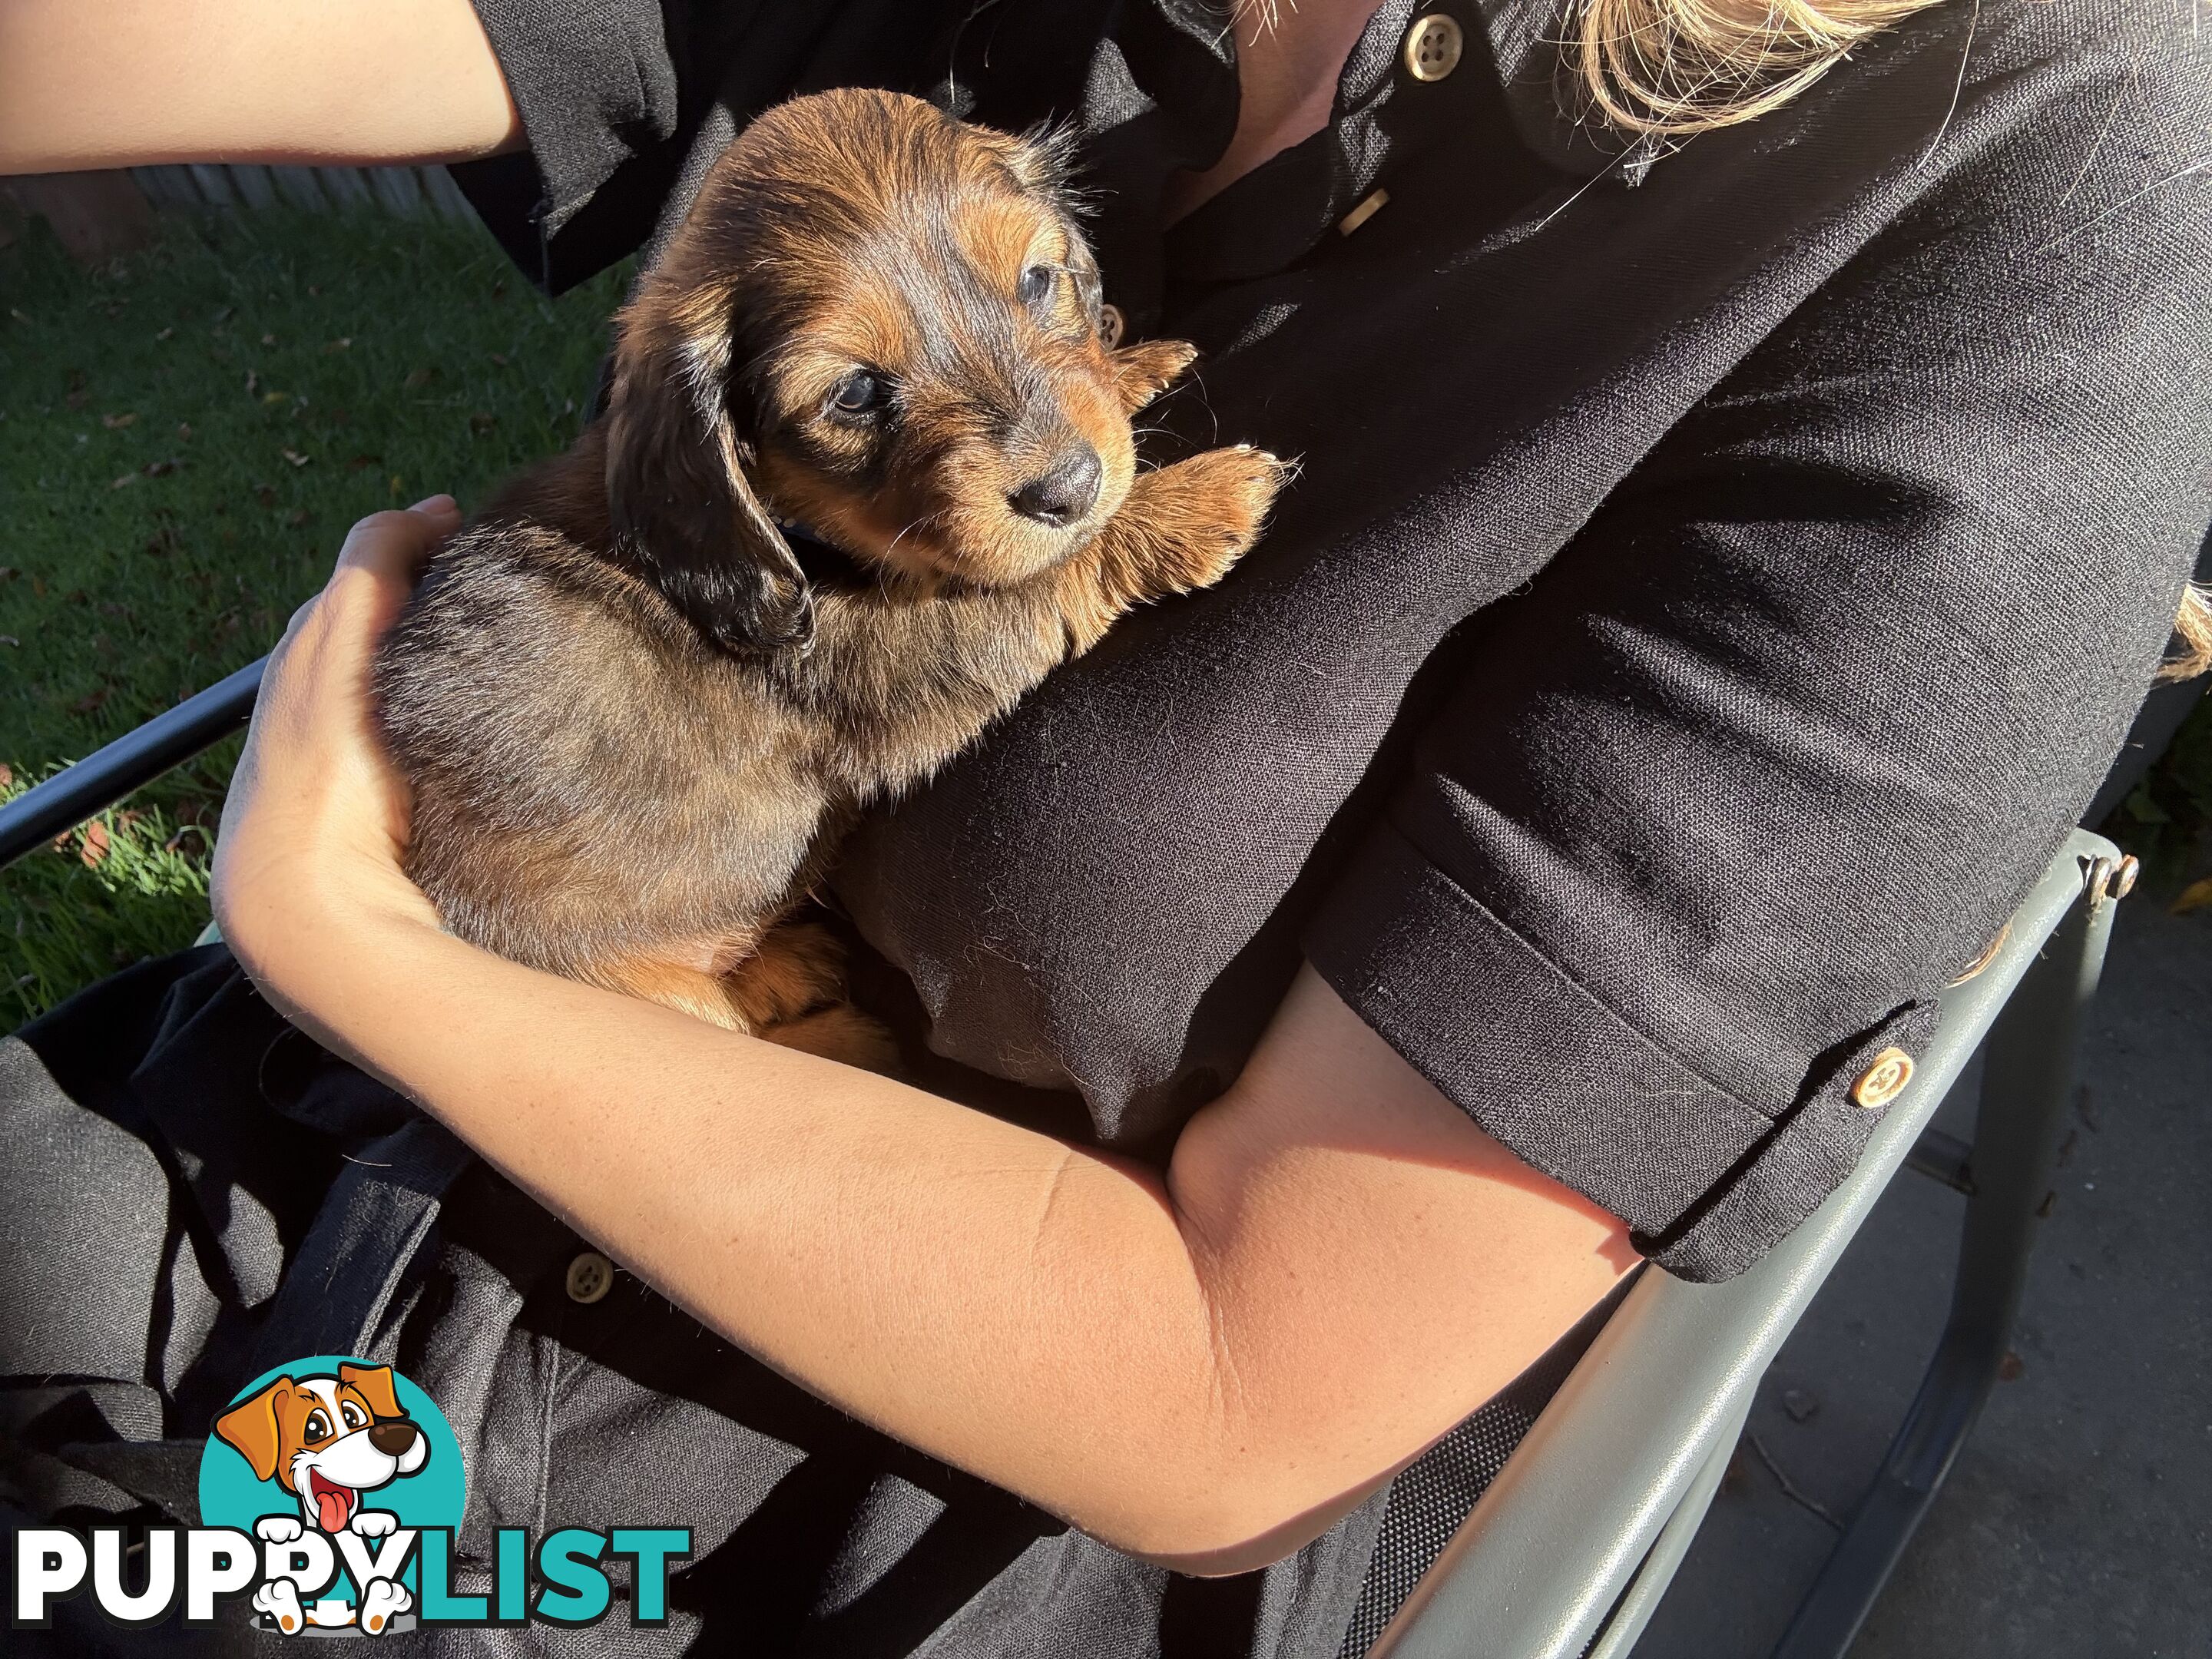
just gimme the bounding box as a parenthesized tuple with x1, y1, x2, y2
(213, 1363, 429, 1634)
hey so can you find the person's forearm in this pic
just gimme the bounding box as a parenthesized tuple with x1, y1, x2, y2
(0, 0, 521, 174)
(223, 849, 1631, 1573)
(233, 892, 1351, 1568)
(207, 506, 1628, 1572)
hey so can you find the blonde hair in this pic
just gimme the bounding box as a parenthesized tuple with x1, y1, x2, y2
(2165, 583, 2212, 681)
(1568, 0, 1938, 135)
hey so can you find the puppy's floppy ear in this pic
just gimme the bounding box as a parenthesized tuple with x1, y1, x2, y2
(214, 1378, 293, 1485)
(604, 306, 813, 655)
(338, 1363, 403, 1422)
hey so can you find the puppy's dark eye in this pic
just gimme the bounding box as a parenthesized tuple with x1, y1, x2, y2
(827, 370, 889, 419)
(304, 1410, 333, 1442)
(340, 1402, 367, 1431)
(1018, 265, 1055, 308)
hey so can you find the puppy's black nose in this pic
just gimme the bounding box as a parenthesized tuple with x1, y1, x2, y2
(368, 1420, 420, 1458)
(1008, 446, 1102, 527)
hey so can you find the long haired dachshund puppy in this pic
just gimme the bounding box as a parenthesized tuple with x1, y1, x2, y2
(374, 89, 1283, 1057)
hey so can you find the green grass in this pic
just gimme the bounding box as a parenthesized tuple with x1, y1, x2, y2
(1, 205, 628, 1025)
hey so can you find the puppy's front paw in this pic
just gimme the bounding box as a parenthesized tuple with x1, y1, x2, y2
(253, 1579, 306, 1635)
(1145, 445, 1286, 594)
(359, 1577, 413, 1635)
(351, 1508, 399, 1540)
(1111, 338, 1199, 413)
(255, 1515, 304, 1545)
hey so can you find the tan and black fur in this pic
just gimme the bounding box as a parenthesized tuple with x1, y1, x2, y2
(374, 89, 1284, 1056)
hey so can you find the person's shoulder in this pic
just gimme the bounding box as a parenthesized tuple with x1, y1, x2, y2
(1965, 0, 2209, 84)
(1916, 0, 2212, 174)
(1800, 0, 2212, 280)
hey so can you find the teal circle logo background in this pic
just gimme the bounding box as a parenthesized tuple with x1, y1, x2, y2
(197, 1355, 465, 1605)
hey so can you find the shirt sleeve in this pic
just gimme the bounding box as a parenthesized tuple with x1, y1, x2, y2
(449, 0, 689, 292)
(1304, 51, 2212, 1281)
(449, 0, 970, 293)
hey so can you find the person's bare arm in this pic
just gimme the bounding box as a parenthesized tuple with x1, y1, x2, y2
(213, 505, 1637, 1575)
(0, 0, 522, 174)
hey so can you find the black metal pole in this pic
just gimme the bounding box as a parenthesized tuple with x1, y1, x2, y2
(0, 657, 264, 872)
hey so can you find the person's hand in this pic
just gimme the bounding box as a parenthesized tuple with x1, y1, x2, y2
(212, 498, 459, 1001)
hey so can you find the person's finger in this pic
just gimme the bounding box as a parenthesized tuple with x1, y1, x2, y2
(333, 500, 460, 584)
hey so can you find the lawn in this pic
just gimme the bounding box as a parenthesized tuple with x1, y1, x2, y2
(2, 200, 2207, 1029)
(2, 204, 628, 1025)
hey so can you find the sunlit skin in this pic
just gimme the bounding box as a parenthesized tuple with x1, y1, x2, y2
(1165, 0, 1392, 221)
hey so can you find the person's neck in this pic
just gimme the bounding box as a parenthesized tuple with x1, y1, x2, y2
(1163, 0, 1389, 224)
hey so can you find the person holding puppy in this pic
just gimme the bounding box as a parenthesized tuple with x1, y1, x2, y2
(2, 0, 2207, 1653)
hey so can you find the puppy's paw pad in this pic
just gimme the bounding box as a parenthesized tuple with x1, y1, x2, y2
(351, 1509, 399, 1539)
(255, 1516, 304, 1545)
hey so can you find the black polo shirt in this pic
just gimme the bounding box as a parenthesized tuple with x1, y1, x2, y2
(454, 0, 2210, 1278)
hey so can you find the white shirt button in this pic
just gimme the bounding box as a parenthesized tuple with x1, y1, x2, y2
(1403, 13, 1465, 82)
(565, 1250, 616, 1305)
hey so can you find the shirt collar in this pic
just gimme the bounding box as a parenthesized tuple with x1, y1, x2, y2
(1129, 0, 1654, 296)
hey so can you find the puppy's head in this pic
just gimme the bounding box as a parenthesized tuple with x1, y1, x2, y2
(604, 88, 1137, 654)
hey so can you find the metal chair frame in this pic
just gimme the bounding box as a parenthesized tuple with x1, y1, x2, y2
(0, 679, 2126, 1659)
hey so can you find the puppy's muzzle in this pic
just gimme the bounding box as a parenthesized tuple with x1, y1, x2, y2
(1008, 445, 1103, 528)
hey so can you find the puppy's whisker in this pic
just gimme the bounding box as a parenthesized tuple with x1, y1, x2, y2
(881, 508, 942, 561)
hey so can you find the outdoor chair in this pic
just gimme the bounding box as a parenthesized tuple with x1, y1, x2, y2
(0, 666, 2144, 1657)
